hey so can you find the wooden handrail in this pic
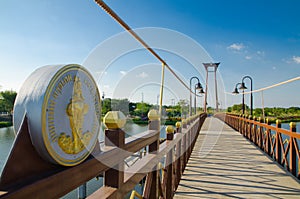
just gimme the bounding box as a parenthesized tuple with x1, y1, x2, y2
(0, 113, 207, 199)
(216, 113, 300, 179)
(88, 113, 206, 198)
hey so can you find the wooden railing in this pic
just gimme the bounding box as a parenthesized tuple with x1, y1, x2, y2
(0, 113, 206, 199)
(216, 113, 300, 179)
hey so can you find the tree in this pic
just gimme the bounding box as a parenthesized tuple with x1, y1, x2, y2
(0, 90, 17, 114)
(102, 98, 111, 115)
(134, 102, 151, 118)
(177, 99, 189, 118)
(227, 107, 232, 112)
(111, 98, 130, 115)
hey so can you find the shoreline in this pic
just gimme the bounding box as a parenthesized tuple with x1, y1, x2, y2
(0, 121, 13, 128)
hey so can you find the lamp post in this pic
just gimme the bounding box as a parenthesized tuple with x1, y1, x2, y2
(232, 83, 245, 114)
(189, 77, 203, 116)
(194, 83, 205, 115)
(239, 76, 253, 116)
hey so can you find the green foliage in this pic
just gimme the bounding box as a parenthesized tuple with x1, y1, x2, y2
(227, 107, 232, 112)
(0, 121, 12, 128)
(227, 104, 300, 121)
(102, 98, 111, 115)
(102, 98, 134, 116)
(0, 90, 17, 113)
(134, 102, 151, 117)
(111, 98, 130, 115)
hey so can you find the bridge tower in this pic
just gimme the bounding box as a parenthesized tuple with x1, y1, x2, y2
(203, 62, 220, 113)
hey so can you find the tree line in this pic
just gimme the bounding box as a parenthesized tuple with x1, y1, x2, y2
(227, 103, 300, 120)
(0, 90, 17, 114)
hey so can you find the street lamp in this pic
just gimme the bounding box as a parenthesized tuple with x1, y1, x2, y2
(189, 77, 203, 116)
(232, 83, 245, 114)
(239, 76, 253, 116)
(194, 83, 205, 115)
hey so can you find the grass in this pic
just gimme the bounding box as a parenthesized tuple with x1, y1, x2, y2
(0, 121, 12, 128)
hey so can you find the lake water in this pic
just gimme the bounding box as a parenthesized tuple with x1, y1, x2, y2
(272, 122, 300, 131)
(0, 123, 166, 198)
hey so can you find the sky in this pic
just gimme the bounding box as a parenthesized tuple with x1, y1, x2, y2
(1, 0, 300, 108)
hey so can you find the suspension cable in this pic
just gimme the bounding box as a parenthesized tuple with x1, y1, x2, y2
(226, 76, 300, 95)
(244, 76, 300, 94)
(94, 0, 193, 93)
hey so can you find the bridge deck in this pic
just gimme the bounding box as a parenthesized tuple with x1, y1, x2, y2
(174, 117, 300, 198)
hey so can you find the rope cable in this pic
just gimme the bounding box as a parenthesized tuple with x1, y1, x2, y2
(226, 76, 300, 95)
(94, 0, 196, 94)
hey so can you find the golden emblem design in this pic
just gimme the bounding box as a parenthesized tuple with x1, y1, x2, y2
(58, 76, 92, 154)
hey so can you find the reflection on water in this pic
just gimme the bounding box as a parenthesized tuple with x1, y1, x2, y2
(0, 126, 15, 173)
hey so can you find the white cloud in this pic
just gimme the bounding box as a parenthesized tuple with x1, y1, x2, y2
(257, 51, 265, 56)
(120, 70, 127, 76)
(136, 72, 148, 78)
(245, 56, 252, 60)
(292, 56, 300, 64)
(227, 43, 245, 51)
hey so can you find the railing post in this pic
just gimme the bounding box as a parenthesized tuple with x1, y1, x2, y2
(248, 115, 252, 140)
(165, 125, 174, 199)
(78, 183, 87, 199)
(258, 117, 263, 148)
(289, 122, 296, 176)
(252, 116, 256, 143)
(181, 119, 187, 172)
(103, 111, 126, 198)
(242, 114, 245, 135)
(265, 118, 271, 155)
(187, 118, 192, 160)
(275, 119, 282, 165)
(145, 109, 160, 199)
(244, 115, 247, 137)
(175, 122, 182, 189)
(238, 114, 242, 133)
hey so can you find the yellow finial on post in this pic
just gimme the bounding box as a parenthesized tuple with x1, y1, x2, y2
(148, 109, 160, 121)
(103, 111, 126, 129)
(166, 125, 174, 140)
(175, 121, 181, 128)
(166, 125, 175, 134)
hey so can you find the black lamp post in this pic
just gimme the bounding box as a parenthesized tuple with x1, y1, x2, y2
(194, 83, 205, 115)
(239, 76, 253, 116)
(232, 83, 245, 114)
(189, 77, 203, 116)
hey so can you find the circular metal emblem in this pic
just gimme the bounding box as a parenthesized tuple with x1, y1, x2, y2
(13, 64, 101, 166)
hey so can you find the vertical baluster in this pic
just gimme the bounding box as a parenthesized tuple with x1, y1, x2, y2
(289, 122, 296, 176)
(275, 119, 282, 165)
(258, 117, 263, 148)
(252, 116, 256, 143)
(78, 183, 87, 199)
(248, 115, 252, 140)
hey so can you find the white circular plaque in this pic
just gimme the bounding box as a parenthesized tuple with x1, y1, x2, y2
(13, 64, 101, 166)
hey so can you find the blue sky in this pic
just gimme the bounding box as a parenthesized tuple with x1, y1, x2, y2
(1, 0, 300, 108)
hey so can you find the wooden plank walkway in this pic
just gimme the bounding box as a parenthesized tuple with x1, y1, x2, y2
(174, 117, 300, 198)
